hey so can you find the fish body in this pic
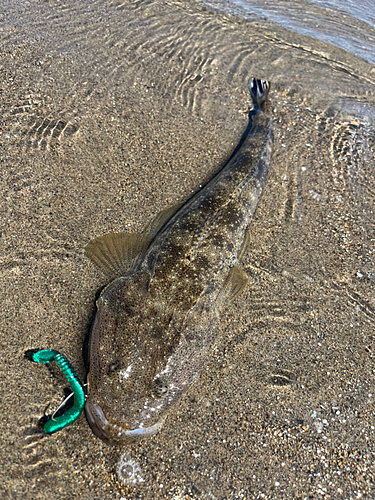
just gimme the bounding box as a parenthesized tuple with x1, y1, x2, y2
(85, 78, 272, 445)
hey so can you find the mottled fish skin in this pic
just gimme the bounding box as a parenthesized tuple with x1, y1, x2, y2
(84, 78, 273, 445)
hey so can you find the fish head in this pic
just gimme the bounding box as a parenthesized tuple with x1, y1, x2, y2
(85, 271, 214, 445)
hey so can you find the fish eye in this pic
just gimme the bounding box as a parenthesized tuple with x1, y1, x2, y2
(107, 360, 121, 376)
(151, 376, 168, 398)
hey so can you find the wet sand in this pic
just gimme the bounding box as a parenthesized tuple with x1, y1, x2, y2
(1, 0, 375, 498)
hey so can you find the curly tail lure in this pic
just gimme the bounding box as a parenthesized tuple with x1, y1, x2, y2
(32, 349, 85, 434)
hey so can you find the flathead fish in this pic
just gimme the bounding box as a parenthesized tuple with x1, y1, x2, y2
(84, 78, 272, 445)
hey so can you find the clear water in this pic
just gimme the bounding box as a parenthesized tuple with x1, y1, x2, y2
(203, 0, 375, 63)
(1, 1, 375, 499)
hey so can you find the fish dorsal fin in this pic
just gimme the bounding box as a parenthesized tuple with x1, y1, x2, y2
(216, 265, 249, 311)
(143, 202, 184, 238)
(84, 232, 152, 278)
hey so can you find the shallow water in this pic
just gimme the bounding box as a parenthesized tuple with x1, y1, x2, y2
(203, 0, 375, 63)
(1, 0, 375, 498)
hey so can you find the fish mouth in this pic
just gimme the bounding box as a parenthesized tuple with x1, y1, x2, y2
(84, 399, 164, 446)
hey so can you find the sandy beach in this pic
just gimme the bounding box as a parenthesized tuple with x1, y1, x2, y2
(1, 0, 375, 498)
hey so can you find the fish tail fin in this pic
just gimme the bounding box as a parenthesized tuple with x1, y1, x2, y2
(248, 78, 270, 110)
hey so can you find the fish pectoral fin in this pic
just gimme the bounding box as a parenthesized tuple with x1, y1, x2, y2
(216, 265, 249, 310)
(238, 231, 251, 263)
(85, 202, 185, 277)
(143, 202, 185, 238)
(84, 232, 153, 277)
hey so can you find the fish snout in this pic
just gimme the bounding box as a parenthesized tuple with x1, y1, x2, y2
(84, 398, 164, 445)
(84, 398, 119, 445)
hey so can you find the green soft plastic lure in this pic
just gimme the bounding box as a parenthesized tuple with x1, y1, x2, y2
(32, 349, 85, 434)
